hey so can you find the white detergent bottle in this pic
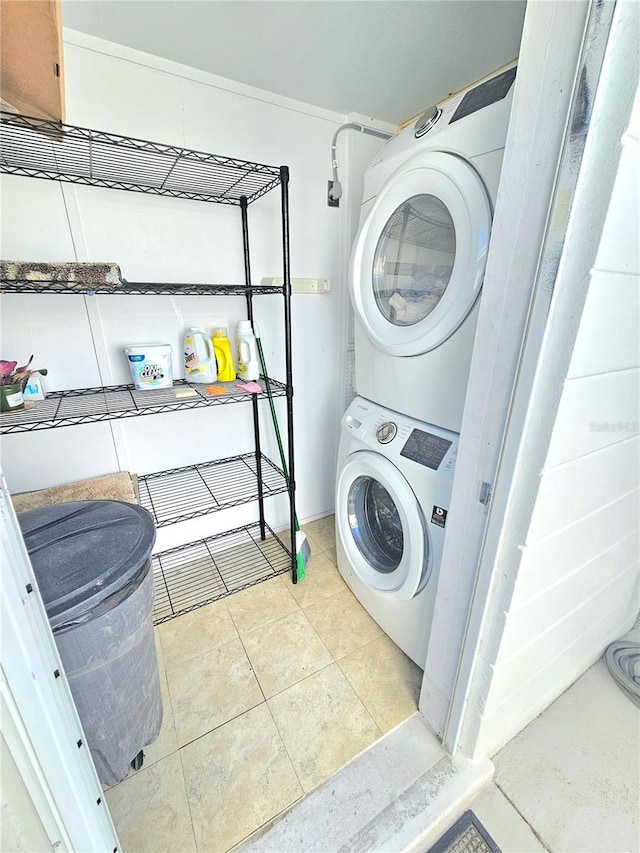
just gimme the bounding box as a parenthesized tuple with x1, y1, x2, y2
(236, 320, 260, 381)
(183, 327, 217, 383)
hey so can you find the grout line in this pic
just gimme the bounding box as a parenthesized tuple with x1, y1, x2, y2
(231, 791, 306, 851)
(263, 699, 306, 796)
(232, 616, 268, 706)
(176, 735, 200, 852)
(177, 698, 266, 753)
(494, 782, 553, 851)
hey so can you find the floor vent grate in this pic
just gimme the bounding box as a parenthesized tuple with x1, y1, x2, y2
(428, 810, 501, 853)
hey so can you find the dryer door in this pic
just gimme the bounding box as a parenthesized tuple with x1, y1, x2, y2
(336, 450, 431, 601)
(351, 150, 492, 356)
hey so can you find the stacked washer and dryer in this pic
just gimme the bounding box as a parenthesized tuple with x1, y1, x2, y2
(335, 65, 517, 666)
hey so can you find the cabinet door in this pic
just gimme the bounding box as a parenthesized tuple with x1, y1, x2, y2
(1, 0, 65, 122)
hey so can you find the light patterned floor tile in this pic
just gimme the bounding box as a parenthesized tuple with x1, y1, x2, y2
(166, 637, 263, 747)
(338, 634, 423, 734)
(302, 515, 336, 552)
(181, 703, 302, 852)
(106, 751, 196, 853)
(155, 629, 165, 672)
(143, 670, 179, 766)
(268, 663, 381, 792)
(304, 588, 383, 659)
(242, 610, 333, 698)
(158, 600, 238, 668)
(226, 576, 300, 637)
(280, 551, 347, 608)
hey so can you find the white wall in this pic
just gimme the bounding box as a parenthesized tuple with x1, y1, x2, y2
(468, 36, 640, 757)
(0, 31, 381, 546)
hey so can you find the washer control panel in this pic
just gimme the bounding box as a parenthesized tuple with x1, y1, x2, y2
(376, 422, 397, 444)
(400, 428, 452, 470)
(342, 397, 459, 475)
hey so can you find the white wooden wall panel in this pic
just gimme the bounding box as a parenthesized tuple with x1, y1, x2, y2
(499, 532, 638, 655)
(2, 427, 120, 495)
(487, 563, 639, 707)
(545, 368, 640, 467)
(512, 487, 639, 607)
(594, 139, 640, 276)
(475, 594, 638, 754)
(568, 270, 640, 378)
(0, 176, 75, 261)
(526, 436, 640, 542)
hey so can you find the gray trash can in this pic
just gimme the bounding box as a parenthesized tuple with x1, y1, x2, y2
(19, 500, 162, 786)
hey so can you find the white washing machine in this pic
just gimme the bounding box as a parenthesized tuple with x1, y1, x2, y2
(335, 396, 459, 667)
(351, 64, 516, 433)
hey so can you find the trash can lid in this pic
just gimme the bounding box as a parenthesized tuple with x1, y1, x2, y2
(19, 500, 156, 629)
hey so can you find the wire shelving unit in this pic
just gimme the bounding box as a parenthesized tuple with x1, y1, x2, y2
(1, 111, 298, 622)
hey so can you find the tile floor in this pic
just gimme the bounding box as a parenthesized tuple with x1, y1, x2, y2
(106, 515, 423, 853)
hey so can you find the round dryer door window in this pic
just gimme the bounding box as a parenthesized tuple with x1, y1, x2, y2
(336, 450, 431, 600)
(372, 194, 456, 327)
(351, 150, 492, 356)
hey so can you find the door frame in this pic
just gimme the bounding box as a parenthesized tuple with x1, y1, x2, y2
(419, 0, 628, 753)
(419, 0, 595, 738)
(0, 474, 120, 851)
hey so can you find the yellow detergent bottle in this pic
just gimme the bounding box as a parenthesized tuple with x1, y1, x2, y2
(213, 328, 236, 381)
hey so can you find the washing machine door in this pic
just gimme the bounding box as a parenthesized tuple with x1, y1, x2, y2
(336, 450, 431, 601)
(351, 150, 492, 356)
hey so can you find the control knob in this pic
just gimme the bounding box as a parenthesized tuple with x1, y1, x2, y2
(376, 422, 397, 444)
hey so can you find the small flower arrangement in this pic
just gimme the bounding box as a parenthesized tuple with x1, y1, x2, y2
(0, 355, 47, 389)
(0, 356, 48, 412)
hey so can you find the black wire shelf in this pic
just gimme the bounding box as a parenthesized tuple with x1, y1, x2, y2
(0, 377, 287, 434)
(152, 521, 292, 624)
(0, 279, 285, 296)
(138, 452, 288, 528)
(0, 112, 282, 205)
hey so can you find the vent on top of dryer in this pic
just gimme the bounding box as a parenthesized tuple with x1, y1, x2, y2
(414, 106, 442, 138)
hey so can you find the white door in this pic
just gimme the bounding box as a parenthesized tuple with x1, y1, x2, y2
(336, 450, 431, 600)
(351, 151, 492, 356)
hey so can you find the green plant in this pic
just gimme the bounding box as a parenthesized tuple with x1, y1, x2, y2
(0, 356, 48, 389)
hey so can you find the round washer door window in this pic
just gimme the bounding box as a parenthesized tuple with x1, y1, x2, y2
(336, 450, 430, 600)
(351, 150, 492, 356)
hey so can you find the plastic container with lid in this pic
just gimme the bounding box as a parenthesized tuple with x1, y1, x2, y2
(19, 500, 162, 785)
(125, 344, 173, 390)
(236, 320, 260, 381)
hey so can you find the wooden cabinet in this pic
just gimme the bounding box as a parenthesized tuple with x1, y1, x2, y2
(1, 0, 65, 121)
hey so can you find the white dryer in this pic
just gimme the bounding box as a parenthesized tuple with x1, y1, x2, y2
(351, 64, 516, 433)
(335, 396, 458, 667)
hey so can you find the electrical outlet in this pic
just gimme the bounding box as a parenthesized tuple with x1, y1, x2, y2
(260, 277, 332, 293)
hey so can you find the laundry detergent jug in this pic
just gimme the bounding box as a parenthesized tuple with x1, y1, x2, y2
(236, 321, 259, 381)
(183, 327, 217, 383)
(213, 328, 236, 381)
